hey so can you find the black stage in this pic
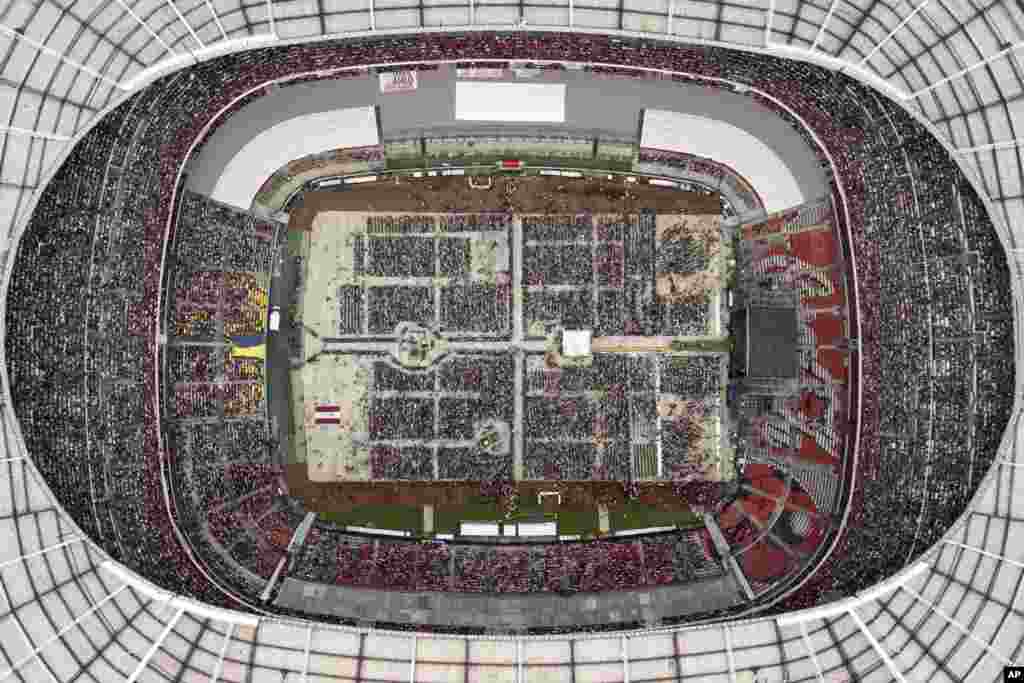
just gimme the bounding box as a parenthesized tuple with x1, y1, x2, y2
(731, 305, 799, 381)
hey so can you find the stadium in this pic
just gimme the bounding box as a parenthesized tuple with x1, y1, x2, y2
(0, 0, 1021, 681)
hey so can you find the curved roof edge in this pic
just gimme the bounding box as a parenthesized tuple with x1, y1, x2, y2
(0, 30, 1017, 669)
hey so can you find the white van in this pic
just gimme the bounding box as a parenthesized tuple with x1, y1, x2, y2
(269, 306, 281, 332)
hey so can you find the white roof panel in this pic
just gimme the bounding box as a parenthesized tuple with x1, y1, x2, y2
(0, 1, 1021, 675)
(455, 81, 567, 123)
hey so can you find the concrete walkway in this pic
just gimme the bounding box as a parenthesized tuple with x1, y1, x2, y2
(276, 571, 743, 631)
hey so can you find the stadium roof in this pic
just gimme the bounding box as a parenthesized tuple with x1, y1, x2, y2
(0, 1, 1022, 680)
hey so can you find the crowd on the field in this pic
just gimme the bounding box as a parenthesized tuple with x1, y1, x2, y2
(3, 32, 1014, 629)
(365, 355, 517, 480)
(344, 213, 515, 336)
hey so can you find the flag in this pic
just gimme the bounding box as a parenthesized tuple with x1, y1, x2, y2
(315, 405, 341, 425)
(227, 333, 266, 360)
(456, 67, 506, 79)
(230, 343, 265, 360)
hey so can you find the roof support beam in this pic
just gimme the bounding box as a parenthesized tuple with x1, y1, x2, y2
(356, 632, 365, 682)
(909, 41, 1024, 99)
(671, 631, 680, 680)
(798, 622, 827, 683)
(848, 608, 907, 683)
(0, 23, 126, 90)
(127, 606, 185, 683)
(765, 0, 776, 46)
(944, 539, 1024, 571)
(857, 0, 929, 68)
(409, 635, 416, 683)
(569, 0, 574, 27)
(9, 618, 56, 683)
(0, 584, 128, 681)
(811, 0, 838, 51)
(204, 0, 229, 40)
(956, 139, 1024, 154)
(834, 0, 883, 56)
(369, 0, 376, 31)
(0, 126, 68, 141)
(0, 536, 83, 571)
(899, 585, 1017, 666)
(110, 0, 177, 56)
(266, 0, 277, 37)
(0, 456, 25, 463)
(724, 625, 737, 682)
(210, 623, 237, 683)
(622, 635, 630, 683)
(164, 0, 205, 49)
(667, 0, 673, 35)
(301, 625, 313, 683)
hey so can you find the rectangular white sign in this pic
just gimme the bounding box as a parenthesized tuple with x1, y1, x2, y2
(455, 82, 566, 123)
(379, 70, 418, 93)
(456, 67, 506, 79)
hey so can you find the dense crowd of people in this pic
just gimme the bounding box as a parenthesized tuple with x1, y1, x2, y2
(355, 213, 514, 335)
(755, 75, 1014, 612)
(521, 212, 711, 336)
(290, 527, 722, 593)
(5, 89, 236, 605)
(162, 191, 288, 592)
(365, 354, 517, 480)
(441, 283, 508, 332)
(3, 32, 1015, 628)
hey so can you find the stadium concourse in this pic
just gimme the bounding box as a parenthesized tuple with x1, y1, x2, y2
(0, 14, 1021, 683)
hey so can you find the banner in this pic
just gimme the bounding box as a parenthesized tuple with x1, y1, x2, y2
(379, 70, 418, 94)
(456, 67, 506, 79)
(226, 333, 266, 360)
(230, 343, 265, 360)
